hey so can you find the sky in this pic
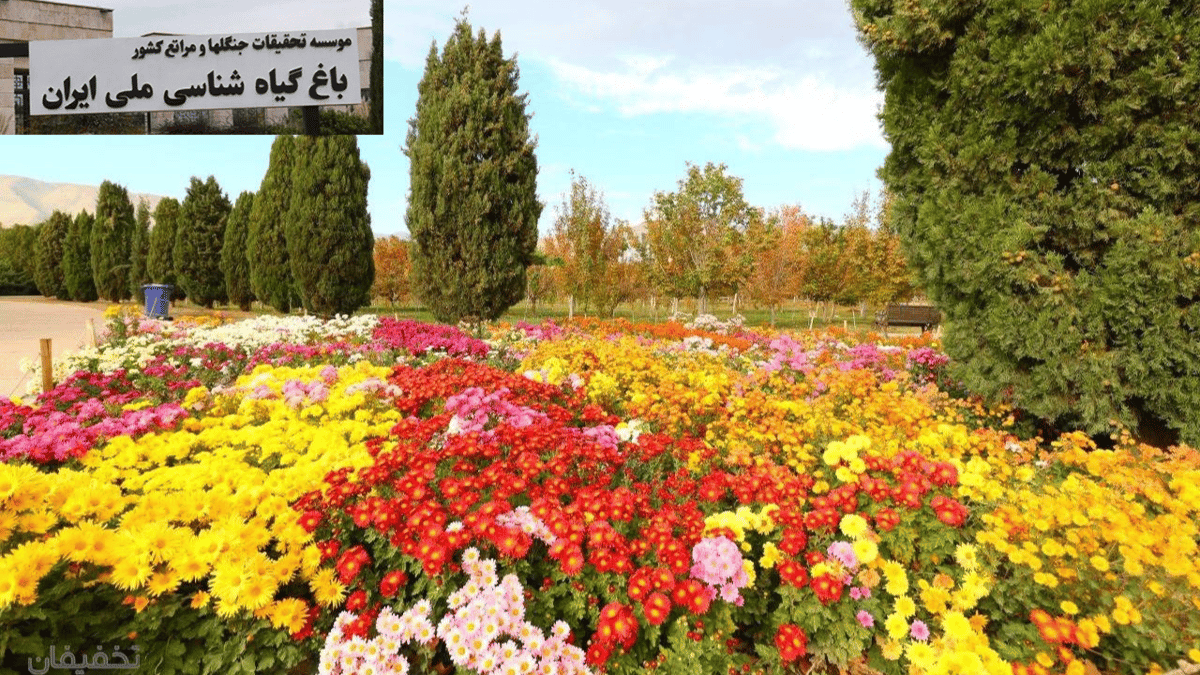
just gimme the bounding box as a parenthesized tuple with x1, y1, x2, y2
(2, 0, 890, 237)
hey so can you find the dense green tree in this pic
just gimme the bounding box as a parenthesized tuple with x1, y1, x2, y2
(0, 225, 40, 295)
(63, 211, 98, 302)
(90, 181, 135, 302)
(851, 0, 1200, 446)
(147, 198, 184, 301)
(404, 13, 542, 323)
(33, 211, 72, 299)
(175, 176, 232, 309)
(249, 136, 297, 313)
(221, 191, 257, 312)
(286, 136, 374, 317)
(369, 0, 383, 133)
(128, 200, 152, 303)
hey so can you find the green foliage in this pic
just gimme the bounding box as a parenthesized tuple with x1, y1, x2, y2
(128, 200, 152, 303)
(221, 191, 257, 311)
(176, 176, 232, 309)
(33, 211, 71, 299)
(249, 136, 297, 313)
(405, 11, 543, 323)
(147, 198, 184, 301)
(285, 136, 374, 317)
(62, 211, 98, 302)
(90, 181, 135, 302)
(369, 0, 383, 134)
(0, 225, 39, 295)
(851, 0, 1200, 445)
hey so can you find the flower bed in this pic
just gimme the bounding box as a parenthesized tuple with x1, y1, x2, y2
(1, 313, 1196, 675)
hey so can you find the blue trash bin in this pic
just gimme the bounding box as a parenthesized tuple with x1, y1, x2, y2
(142, 284, 172, 318)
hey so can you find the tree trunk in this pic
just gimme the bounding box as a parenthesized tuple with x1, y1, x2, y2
(732, 292, 739, 315)
(568, 295, 575, 320)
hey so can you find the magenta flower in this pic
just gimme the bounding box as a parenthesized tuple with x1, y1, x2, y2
(856, 610, 874, 628)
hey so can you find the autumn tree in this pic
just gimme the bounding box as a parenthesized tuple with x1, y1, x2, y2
(372, 235, 411, 307)
(547, 172, 629, 316)
(745, 205, 809, 325)
(643, 162, 762, 314)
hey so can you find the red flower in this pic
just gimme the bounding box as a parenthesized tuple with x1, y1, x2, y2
(336, 546, 370, 584)
(931, 495, 968, 527)
(775, 623, 808, 662)
(379, 570, 408, 598)
(345, 589, 367, 612)
(874, 508, 900, 531)
(777, 558, 809, 588)
(642, 592, 671, 626)
(298, 510, 323, 533)
(672, 579, 711, 615)
(811, 573, 843, 605)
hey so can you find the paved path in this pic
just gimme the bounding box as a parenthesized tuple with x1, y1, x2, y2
(0, 298, 109, 400)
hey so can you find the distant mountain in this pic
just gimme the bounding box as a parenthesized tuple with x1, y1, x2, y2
(0, 175, 166, 228)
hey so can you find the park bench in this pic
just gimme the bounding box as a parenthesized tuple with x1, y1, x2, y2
(874, 304, 941, 335)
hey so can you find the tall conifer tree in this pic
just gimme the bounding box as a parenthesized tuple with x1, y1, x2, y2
(368, 0, 383, 133)
(90, 181, 135, 302)
(33, 211, 71, 299)
(128, 200, 152, 302)
(404, 12, 542, 323)
(249, 136, 297, 313)
(286, 136, 374, 317)
(147, 197, 183, 301)
(175, 176, 232, 309)
(222, 191, 257, 312)
(63, 210, 98, 302)
(851, 0, 1200, 445)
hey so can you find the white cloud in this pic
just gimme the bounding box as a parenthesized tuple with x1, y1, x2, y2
(546, 56, 885, 152)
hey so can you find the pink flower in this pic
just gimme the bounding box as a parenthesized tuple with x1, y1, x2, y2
(856, 610, 874, 628)
(910, 620, 930, 641)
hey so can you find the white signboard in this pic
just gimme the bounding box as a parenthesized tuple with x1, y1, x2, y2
(30, 29, 361, 115)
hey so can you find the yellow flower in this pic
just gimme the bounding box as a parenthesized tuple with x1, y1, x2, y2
(905, 642, 935, 668)
(190, 591, 210, 609)
(760, 543, 781, 570)
(954, 543, 979, 571)
(894, 596, 916, 618)
(881, 640, 902, 660)
(268, 598, 309, 634)
(942, 612, 974, 642)
(884, 613, 908, 640)
(109, 555, 153, 591)
(852, 539, 878, 565)
(310, 567, 345, 607)
(1089, 555, 1110, 572)
(1060, 600, 1079, 615)
(840, 514, 868, 539)
(1033, 571, 1059, 588)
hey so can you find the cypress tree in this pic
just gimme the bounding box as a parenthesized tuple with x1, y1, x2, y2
(368, 0, 383, 133)
(851, 0, 1200, 446)
(404, 13, 542, 324)
(90, 181, 135, 302)
(33, 210, 71, 299)
(222, 191, 257, 312)
(128, 199, 152, 303)
(286, 136, 374, 317)
(175, 176, 232, 309)
(0, 225, 40, 295)
(249, 136, 297, 313)
(63, 210, 98, 302)
(147, 197, 184, 301)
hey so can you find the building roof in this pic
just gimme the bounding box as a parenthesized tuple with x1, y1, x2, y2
(3, 0, 113, 12)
